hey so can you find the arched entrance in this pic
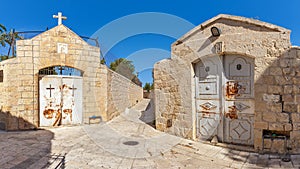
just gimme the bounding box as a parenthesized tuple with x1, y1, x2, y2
(39, 66, 83, 127)
(194, 54, 254, 145)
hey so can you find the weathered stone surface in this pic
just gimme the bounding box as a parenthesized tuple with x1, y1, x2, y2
(284, 85, 294, 94)
(269, 67, 282, 76)
(267, 85, 282, 94)
(279, 58, 293, 67)
(268, 123, 284, 131)
(105, 67, 143, 120)
(254, 122, 268, 129)
(282, 94, 294, 102)
(262, 112, 276, 122)
(283, 103, 298, 113)
(284, 123, 292, 131)
(263, 94, 280, 103)
(295, 95, 300, 102)
(292, 113, 300, 123)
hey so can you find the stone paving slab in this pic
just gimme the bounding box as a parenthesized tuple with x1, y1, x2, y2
(0, 99, 299, 168)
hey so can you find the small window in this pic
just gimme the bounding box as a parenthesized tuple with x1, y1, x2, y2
(205, 66, 210, 72)
(236, 64, 242, 70)
(0, 70, 3, 82)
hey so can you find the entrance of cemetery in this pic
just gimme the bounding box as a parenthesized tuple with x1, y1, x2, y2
(194, 54, 254, 145)
(39, 66, 83, 127)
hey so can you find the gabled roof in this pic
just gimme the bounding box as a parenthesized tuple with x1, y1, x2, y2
(32, 24, 90, 46)
(174, 14, 290, 45)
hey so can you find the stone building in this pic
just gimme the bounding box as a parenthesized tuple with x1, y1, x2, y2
(0, 24, 143, 130)
(154, 14, 300, 153)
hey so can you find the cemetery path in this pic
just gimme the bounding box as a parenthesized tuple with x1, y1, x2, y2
(0, 99, 299, 168)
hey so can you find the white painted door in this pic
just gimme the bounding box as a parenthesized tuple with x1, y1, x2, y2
(195, 55, 254, 145)
(223, 55, 254, 145)
(195, 56, 222, 140)
(39, 75, 83, 127)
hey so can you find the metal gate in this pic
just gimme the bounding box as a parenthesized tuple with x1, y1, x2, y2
(195, 55, 254, 145)
(39, 75, 83, 127)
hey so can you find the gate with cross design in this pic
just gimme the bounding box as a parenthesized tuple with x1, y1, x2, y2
(194, 55, 254, 145)
(39, 74, 83, 127)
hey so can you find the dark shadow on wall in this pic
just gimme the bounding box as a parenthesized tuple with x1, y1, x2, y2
(0, 109, 65, 168)
(139, 93, 156, 128)
(0, 109, 36, 131)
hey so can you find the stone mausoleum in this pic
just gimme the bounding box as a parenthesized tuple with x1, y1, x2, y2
(0, 22, 143, 130)
(154, 14, 300, 153)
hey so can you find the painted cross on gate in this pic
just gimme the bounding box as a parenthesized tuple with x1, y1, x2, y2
(46, 84, 55, 97)
(69, 85, 77, 96)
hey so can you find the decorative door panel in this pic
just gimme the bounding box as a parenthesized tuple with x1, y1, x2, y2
(225, 56, 254, 99)
(224, 113, 254, 145)
(60, 77, 83, 125)
(197, 58, 220, 100)
(195, 56, 222, 140)
(195, 55, 254, 146)
(39, 76, 82, 127)
(199, 78, 218, 95)
(197, 113, 220, 139)
(39, 76, 61, 127)
(224, 100, 254, 116)
(223, 55, 254, 145)
(196, 100, 221, 139)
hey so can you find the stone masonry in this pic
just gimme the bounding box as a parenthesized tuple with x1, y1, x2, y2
(0, 24, 143, 130)
(154, 14, 300, 153)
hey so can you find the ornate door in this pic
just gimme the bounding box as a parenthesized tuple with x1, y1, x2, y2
(195, 55, 254, 145)
(39, 76, 83, 127)
(223, 55, 254, 145)
(195, 56, 222, 140)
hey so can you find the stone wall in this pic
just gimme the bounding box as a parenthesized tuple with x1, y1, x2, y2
(0, 63, 4, 109)
(154, 58, 192, 138)
(0, 65, 5, 129)
(104, 66, 143, 120)
(255, 47, 300, 153)
(154, 14, 300, 153)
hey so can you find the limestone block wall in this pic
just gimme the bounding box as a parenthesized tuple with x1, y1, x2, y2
(255, 47, 300, 153)
(0, 64, 3, 107)
(129, 81, 143, 106)
(98, 65, 109, 120)
(104, 66, 143, 120)
(154, 14, 300, 152)
(0, 63, 5, 130)
(154, 58, 193, 139)
(0, 57, 33, 130)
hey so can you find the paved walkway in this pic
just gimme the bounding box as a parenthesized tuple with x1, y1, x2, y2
(1, 99, 300, 168)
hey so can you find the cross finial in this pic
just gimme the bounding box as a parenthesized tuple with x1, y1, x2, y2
(53, 12, 67, 25)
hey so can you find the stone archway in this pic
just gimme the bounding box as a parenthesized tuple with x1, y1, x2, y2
(38, 66, 83, 127)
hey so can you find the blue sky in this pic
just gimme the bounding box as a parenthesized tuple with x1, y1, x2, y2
(1, 0, 299, 85)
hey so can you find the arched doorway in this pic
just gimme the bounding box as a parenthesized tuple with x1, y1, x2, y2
(194, 54, 254, 145)
(39, 66, 83, 127)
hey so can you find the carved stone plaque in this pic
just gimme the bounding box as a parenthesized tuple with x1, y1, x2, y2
(57, 43, 68, 54)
